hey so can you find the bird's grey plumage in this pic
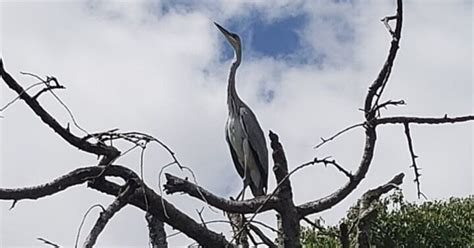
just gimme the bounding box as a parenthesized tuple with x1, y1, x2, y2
(215, 22, 268, 198)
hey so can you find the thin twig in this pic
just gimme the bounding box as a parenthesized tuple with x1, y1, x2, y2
(314, 122, 365, 149)
(247, 229, 258, 247)
(74, 204, 106, 248)
(158, 161, 178, 219)
(0, 82, 43, 112)
(0, 65, 120, 161)
(302, 217, 339, 238)
(248, 224, 277, 248)
(82, 129, 210, 220)
(20, 72, 94, 141)
(373, 99, 405, 114)
(293, 156, 352, 180)
(196, 207, 208, 229)
(37, 237, 61, 248)
(9, 199, 18, 210)
(381, 15, 398, 39)
(403, 123, 426, 199)
(33, 84, 65, 99)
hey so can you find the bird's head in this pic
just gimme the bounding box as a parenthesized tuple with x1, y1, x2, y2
(214, 22, 242, 59)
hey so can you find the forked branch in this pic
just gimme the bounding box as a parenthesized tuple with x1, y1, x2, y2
(83, 179, 139, 248)
(297, 0, 403, 218)
(0, 59, 120, 164)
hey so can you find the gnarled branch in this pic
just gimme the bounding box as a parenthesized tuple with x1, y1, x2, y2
(164, 173, 278, 213)
(0, 165, 232, 247)
(0, 59, 120, 164)
(297, 0, 403, 218)
(355, 173, 404, 248)
(83, 179, 138, 248)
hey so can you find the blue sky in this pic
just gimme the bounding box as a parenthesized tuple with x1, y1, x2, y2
(226, 10, 308, 59)
(1, 0, 472, 247)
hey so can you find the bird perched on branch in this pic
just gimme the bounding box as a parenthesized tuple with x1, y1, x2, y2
(215, 22, 268, 199)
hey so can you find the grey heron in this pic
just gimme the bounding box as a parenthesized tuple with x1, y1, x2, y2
(214, 22, 268, 199)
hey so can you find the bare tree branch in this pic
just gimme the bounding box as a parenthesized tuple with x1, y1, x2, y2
(297, 0, 403, 218)
(355, 173, 404, 248)
(297, 157, 353, 180)
(372, 99, 405, 113)
(376, 115, 474, 126)
(403, 123, 426, 199)
(366, 1, 403, 117)
(314, 122, 365, 149)
(0, 165, 232, 247)
(361, 173, 404, 205)
(0, 59, 120, 164)
(269, 131, 300, 248)
(146, 212, 168, 248)
(164, 173, 278, 213)
(0, 81, 43, 113)
(29, 75, 66, 99)
(75, 204, 106, 248)
(87, 170, 232, 247)
(83, 179, 138, 248)
(2, 1, 471, 247)
(248, 224, 277, 248)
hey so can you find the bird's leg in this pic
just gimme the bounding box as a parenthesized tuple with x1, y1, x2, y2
(238, 163, 249, 201)
(241, 158, 250, 201)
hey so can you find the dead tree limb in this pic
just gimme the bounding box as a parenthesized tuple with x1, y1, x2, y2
(403, 123, 425, 199)
(376, 115, 474, 125)
(164, 173, 278, 213)
(146, 212, 168, 248)
(268, 131, 301, 248)
(0, 59, 120, 165)
(297, 0, 403, 218)
(355, 173, 404, 248)
(2, 0, 472, 247)
(0, 165, 232, 247)
(83, 179, 138, 248)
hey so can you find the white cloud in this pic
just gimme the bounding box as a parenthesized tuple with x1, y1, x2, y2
(1, 0, 471, 246)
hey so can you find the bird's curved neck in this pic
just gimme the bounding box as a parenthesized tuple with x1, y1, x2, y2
(227, 55, 241, 113)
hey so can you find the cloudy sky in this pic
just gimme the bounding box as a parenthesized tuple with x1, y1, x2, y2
(0, 0, 472, 247)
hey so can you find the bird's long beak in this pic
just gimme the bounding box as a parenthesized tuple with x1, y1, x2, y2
(214, 22, 236, 44)
(214, 22, 232, 37)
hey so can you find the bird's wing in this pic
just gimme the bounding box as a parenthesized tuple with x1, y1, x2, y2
(225, 130, 245, 178)
(239, 106, 269, 190)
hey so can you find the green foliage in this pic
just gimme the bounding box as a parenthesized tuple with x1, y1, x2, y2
(371, 191, 473, 248)
(301, 217, 341, 248)
(301, 191, 473, 248)
(300, 227, 340, 248)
